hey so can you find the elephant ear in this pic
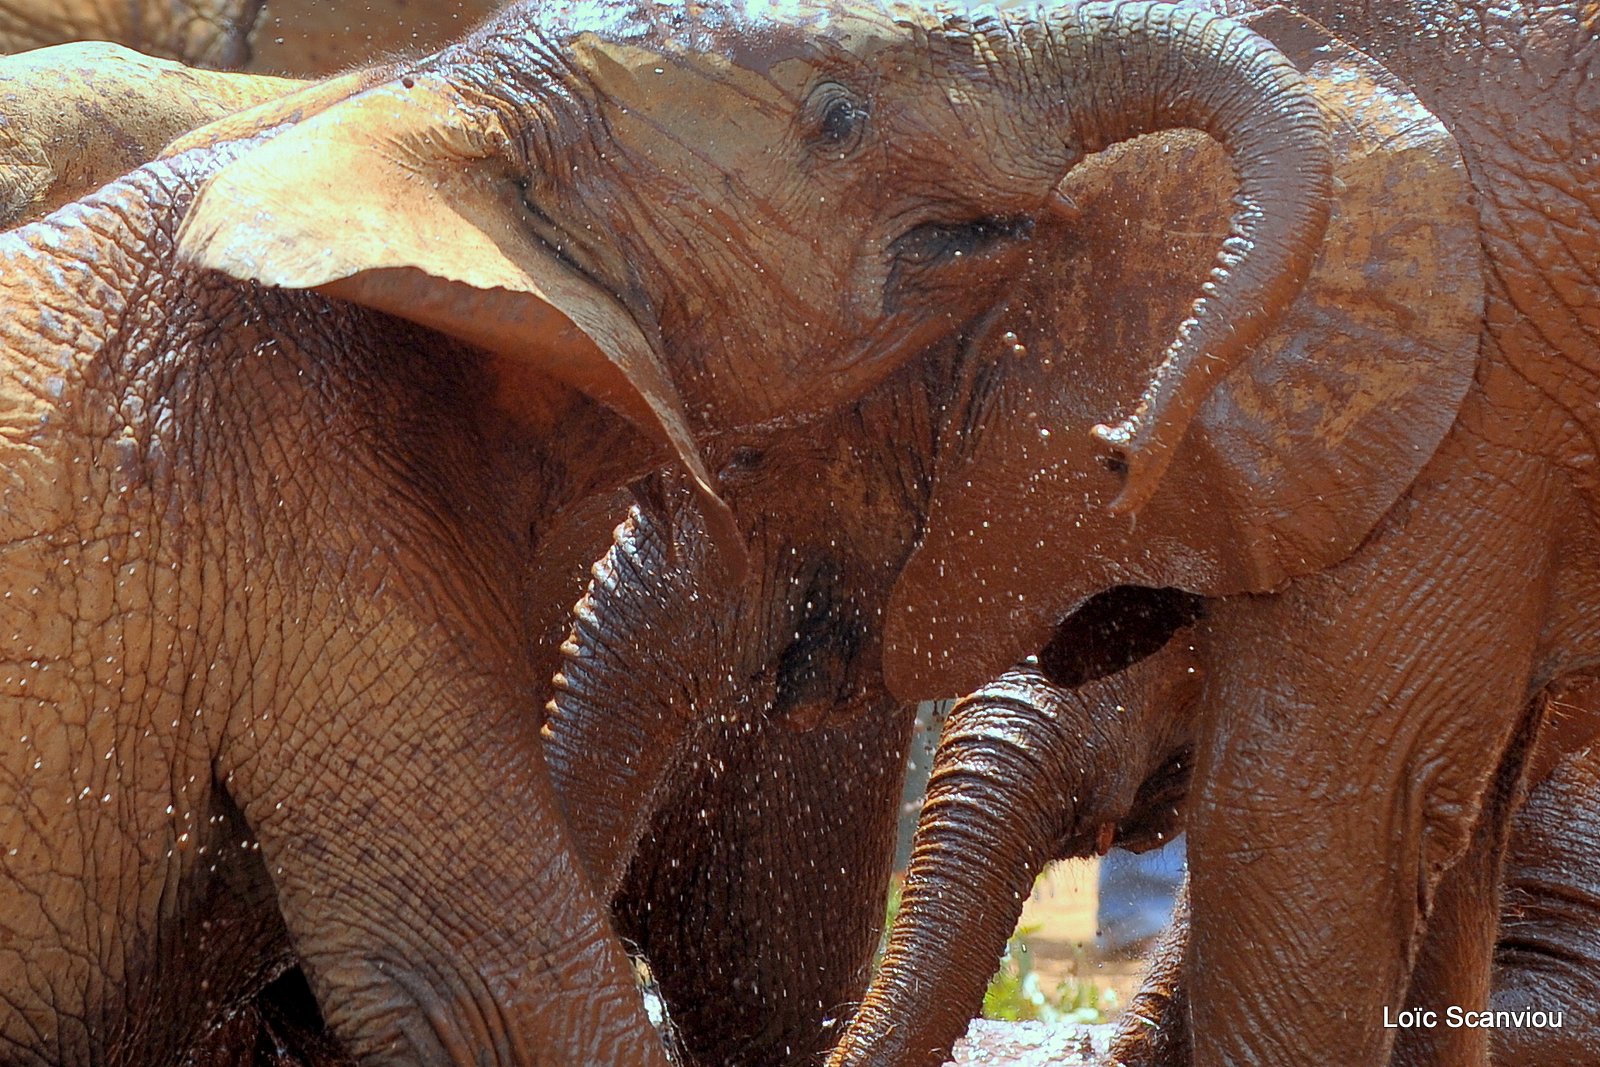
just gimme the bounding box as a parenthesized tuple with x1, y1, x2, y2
(175, 74, 743, 572)
(884, 11, 1484, 699)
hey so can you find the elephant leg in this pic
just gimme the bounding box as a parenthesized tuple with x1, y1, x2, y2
(1391, 694, 1544, 1067)
(1107, 689, 1592, 1067)
(1106, 881, 1191, 1067)
(1491, 737, 1600, 1065)
(1187, 438, 1558, 1067)
(613, 703, 917, 1067)
(223, 682, 669, 1066)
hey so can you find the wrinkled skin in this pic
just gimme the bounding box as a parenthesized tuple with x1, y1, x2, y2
(546, 10, 1532, 1065)
(0, 0, 506, 75)
(1121, 681, 1600, 1067)
(247, 0, 507, 76)
(0, 42, 298, 228)
(559, 5, 1598, 1065)
(523, 2, 1335, 1062)
(0, 0, 262, 67)
(878, 651, 1194, 1067)
(850, 637, 1202, 1067)
(545, 356, 954, 1063)
(848, 4, 1600, 1065)
(862, 646, 1600, 1067)
(2, 143, 666, 1065)
(0, 50, 464, 1067)
(0, 2, 1330, 1062)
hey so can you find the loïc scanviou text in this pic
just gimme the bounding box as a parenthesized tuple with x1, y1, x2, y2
(1383, 1007, 1563, 1029)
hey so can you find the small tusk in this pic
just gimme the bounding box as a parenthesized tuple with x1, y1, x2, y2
(1046, 188, 1084, 225)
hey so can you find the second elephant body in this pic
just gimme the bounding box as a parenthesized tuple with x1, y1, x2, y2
(849, 642, 1600, 1067)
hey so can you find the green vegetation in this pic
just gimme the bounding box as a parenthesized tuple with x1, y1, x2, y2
(878, 877, 1115, 1025)
(981, 925, 1113, 1024)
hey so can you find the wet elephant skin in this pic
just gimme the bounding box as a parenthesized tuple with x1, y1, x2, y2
(0, 1, 1333, 1062)
(0, 43, 300, 229)
(859, 5, 1600, 1065)
(0, 0, 509, 77)
(858, 641, 1600, 1067)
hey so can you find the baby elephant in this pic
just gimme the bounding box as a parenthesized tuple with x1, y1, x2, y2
(837, 640, 1600, 1067)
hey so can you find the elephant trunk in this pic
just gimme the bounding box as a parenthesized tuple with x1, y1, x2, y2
(1010, 2, 1332, 513)
(828, 667, 1131, 1067)
(543, 496, 724, 899)
(830, 642, 1202, 1067)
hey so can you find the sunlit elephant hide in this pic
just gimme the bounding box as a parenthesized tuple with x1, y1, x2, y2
(0, 43, 300, 228)
(0, 1, 1331, 1062)
(557, 5, 1600, 1067)
(874, 5, 1600, 1066)
(0, 0, 262, 67)
(0, 0, 507, 74)
(857, 628, 1600, 1067)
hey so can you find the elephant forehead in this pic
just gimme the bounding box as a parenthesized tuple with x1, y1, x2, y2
(511, 0, 912, 63)
(475, 0, 1070, 70)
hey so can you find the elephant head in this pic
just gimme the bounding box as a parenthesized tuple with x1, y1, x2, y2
(0, 43, 300, 229)
(513, 5, 1331, 1059)
(882, 9, 1486, 701)
(0, 0, 263, 67)
(177, 0, 1333, 570)
(163, 2, 1329, 1061)
(5, 3, 1332, 1064)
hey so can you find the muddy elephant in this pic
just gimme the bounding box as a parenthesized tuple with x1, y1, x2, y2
(551, 4, 1600, 1066)
(0, 42, 301, 228)
(0, 0, 262, 67)
(855, 639, 1600, 1067)
(870, 4, 1600, 1064)
(0, 0, 506, 75)
(0, 2, 1330, 1062)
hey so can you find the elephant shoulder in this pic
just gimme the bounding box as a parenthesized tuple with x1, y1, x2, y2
(0, 150, 242, 540)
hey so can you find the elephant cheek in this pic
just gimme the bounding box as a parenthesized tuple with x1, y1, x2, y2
(881, 485, 1131, 702)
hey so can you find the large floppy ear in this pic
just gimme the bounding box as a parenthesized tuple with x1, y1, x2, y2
(884, 11, 1483, 700)
(175, 74, 743, 572)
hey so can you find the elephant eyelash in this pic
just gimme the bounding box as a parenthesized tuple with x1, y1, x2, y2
(802, 80, 869, 158)
(888, 214, 1033, 268)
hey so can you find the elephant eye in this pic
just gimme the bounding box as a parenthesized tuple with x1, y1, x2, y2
(716, 444, 766, 483)
(805, 82, 867, 157)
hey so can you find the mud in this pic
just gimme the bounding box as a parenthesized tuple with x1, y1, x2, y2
(947, 1020, 1113, 1066)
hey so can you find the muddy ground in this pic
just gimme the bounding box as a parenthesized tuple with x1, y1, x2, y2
(949, 1020, 1114, 1066)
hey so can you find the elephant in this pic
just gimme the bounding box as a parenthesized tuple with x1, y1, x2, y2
(0, 0, 506, 75)
(0, 42, 299, 228)
(544, 375, 951, 1065)
(544, 9, 1512, 1064)
(0, 1, 1332, 1063)
(851, 633, 1600, 1067)
(0, 0, 261, 68)
(868, 3, 1600, 1064)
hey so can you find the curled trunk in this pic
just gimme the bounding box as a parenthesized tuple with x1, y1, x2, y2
(1002, 1, 1332, 511)
(829, 644, 1200, 1067)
